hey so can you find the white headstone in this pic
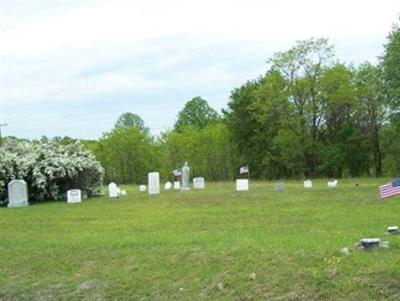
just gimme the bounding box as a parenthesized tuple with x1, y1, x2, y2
(164, 181, 172, 190)
(139, 185, 146, 192)
(181, 162, 190, 191)
(236, 179, 249, 191)
(327, 180, 338, 188)
(108, 182, 119, 198)
(148, 172, 160, 195)
(174, 181, 180, 190)
(7, 180, 28, 207)
(121, 189, 127, 196)
(67, 189, 82, 203)
(193, 177, 205, 189)
(304, 180, 312, 189)
(275, 182, 284, 191)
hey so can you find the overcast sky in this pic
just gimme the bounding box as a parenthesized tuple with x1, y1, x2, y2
(1, 0, 399, 139)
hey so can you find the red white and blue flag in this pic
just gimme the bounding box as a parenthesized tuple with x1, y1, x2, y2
(172, 169, 182, 176)
(239, 165, 249, 174)
(379, 178, 400, 199)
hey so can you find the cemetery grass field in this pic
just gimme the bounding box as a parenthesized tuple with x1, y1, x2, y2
(2, 179, 400, 301)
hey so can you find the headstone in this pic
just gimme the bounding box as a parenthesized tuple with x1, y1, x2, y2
(67, 189, 82, 203)
(193, 177, 205, 189)
(387, 226, 399, 234)
(181, 162, 190, 192)
(7, 180, 28, 207)
(174, 181, 180, 190)
(165, 181, 172, 190)
(108, 182, 119, 198)
(121, 189, 127, 196)
(148, 172, 160, 195)
(236, 179, 249, 191)
(327, 179, 338, 188)
(304, 180, 312, 189)
(275, 182, 284, 191)
(139, 185, 146, 192)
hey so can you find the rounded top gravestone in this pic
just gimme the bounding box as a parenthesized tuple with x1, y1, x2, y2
(8, 179, 29, 208)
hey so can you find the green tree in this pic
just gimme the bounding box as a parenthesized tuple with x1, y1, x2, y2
(115, 112, 149, 133)
(175, 97, 220, 131)
(269, 38, 335, 177)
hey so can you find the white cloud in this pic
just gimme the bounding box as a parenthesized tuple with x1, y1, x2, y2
(1, 0, 400, 138)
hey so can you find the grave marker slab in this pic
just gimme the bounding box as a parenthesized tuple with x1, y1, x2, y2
(139, 185, 146, 192)
(275, 182, 284, 191)
(236, 179, 249, 191)
(67, 189, 82, 203)
(8, 180, 28, 208)
(193, 177, 205, 189)
(327, 180, 338, 188)
(148, 172, 160, 195)
(174, 181, 180, 190)
(165, 181, 172, 190)
(304, 180, 312, 189)
(181, 162, 190, 191)
(108, 182, 119, 198)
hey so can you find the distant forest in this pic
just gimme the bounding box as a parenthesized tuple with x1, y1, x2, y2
(4, 20, 400, 183)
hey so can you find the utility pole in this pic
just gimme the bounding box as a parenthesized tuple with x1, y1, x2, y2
(0, 123, 7, 146)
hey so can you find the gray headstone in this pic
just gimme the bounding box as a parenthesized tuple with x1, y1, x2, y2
(181, 162, 190, 191)
(275, 182, 284, 191)
(8, 180, 28, 208)
(193, 177, 205, 189)
(67, 189, 82, 203)
(148, 172, 160, 195)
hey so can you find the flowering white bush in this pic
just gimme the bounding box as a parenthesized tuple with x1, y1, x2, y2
(0, 138, 104, 203)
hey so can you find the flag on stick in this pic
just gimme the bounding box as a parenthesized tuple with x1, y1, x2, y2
(379, 178, 400, 199)
(172, 169, 182, 177)
(239, 165, 249, 174)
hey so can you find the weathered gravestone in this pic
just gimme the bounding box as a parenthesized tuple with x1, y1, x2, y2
(174, 181, 180, 190)
(275, 182, 284, 191)
(148, 172, 160, 195)
(8, 180, 29, 208)
(193, 177, 205, 189)
(236, 179, 249, 191)
(139, 185, 146, 192)
(181, 162, 190, 192)
(67, 189, 82, 203)
(108, 182, 119, 198)
(304, 180, 312, 189)
(165, 181, 172, 190)
(327, 180, 338, 188)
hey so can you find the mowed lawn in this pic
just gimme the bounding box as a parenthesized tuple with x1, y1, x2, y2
(1, 179, 400, 300)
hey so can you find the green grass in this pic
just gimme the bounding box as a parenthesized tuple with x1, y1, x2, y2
(1, 179, 400, 300)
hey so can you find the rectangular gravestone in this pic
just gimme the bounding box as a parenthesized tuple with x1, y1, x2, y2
(327, 180, 338, 188)
(174, 181, 180, 190)
(8, 180, 28, 208)
(304, 180, 312, 189)
(67, 189, 82, 203)
(275, 182, 284, 191)
(148, 172, 160, 195)
(193, 177, 205, 189)
(236, 179, 249, 191)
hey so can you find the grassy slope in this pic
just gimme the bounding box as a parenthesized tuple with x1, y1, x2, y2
(1, 179, 400, 300)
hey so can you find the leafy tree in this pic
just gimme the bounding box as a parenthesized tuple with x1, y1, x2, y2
(269, 38, 335, 177)
(382, 20, 400, 114)
(175, 97, 220, 131)
(115, 112, 149, 133)
(92, 127, 157, 184)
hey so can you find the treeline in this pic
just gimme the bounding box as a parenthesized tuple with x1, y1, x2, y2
(7, 21, 400, 183)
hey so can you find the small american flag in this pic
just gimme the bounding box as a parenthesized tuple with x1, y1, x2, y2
(239, 165, 249, 174)
(172, 169, 182, 176)
(379, 178, 400, 199)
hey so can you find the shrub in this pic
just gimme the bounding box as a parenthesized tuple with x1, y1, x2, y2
(0, 138, 104, 203)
